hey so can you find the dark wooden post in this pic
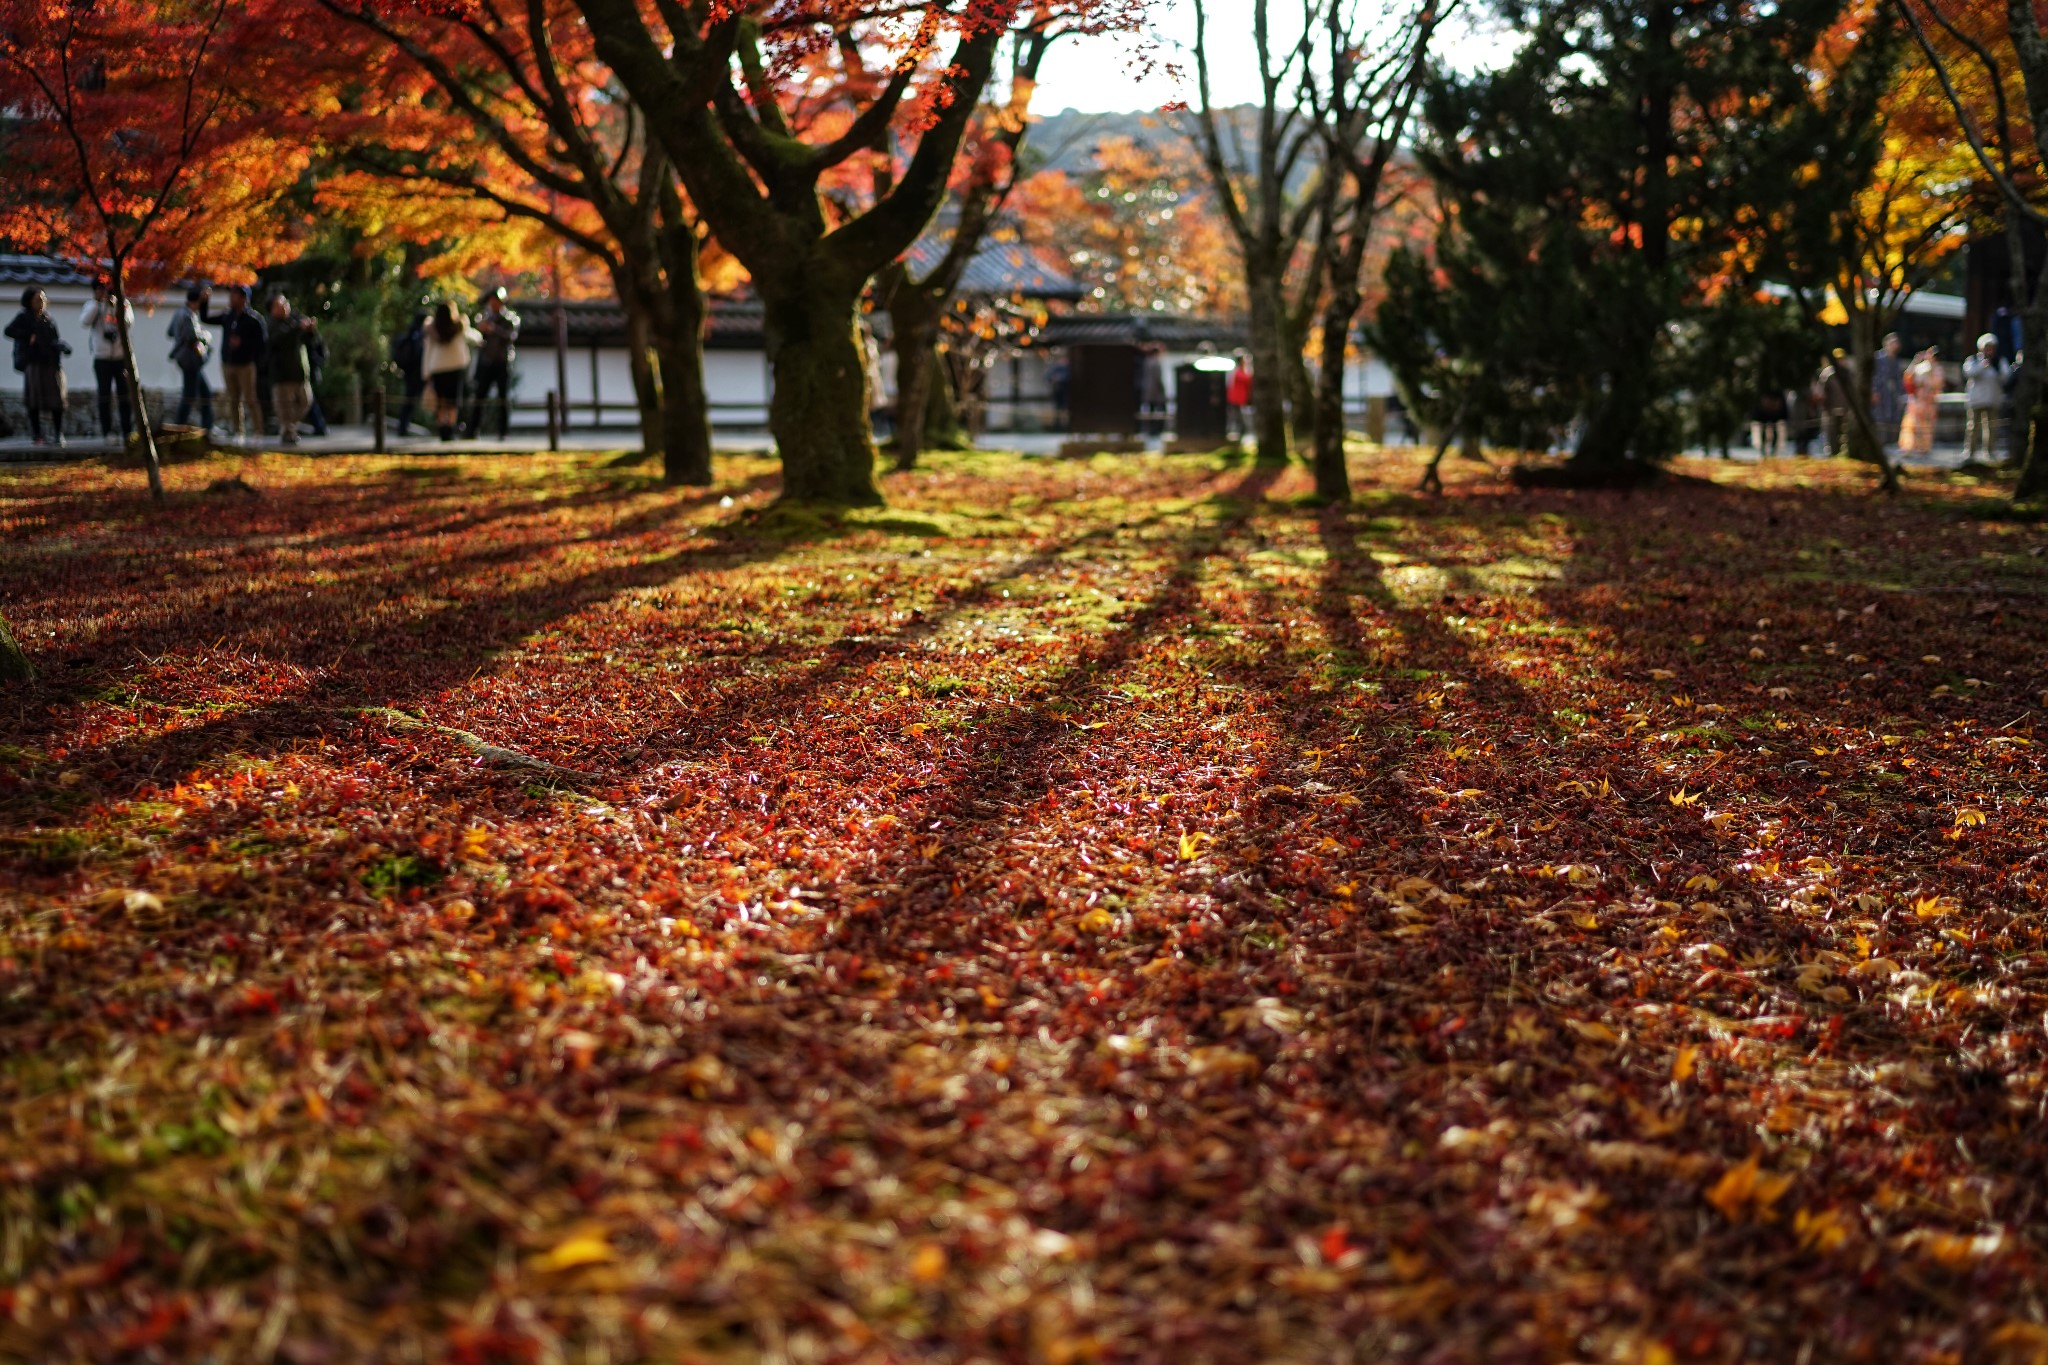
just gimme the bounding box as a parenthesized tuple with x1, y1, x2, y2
(372, 387, 387, 454)
(546, 391, 561, 452)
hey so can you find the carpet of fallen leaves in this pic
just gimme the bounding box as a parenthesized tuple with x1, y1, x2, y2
(2, 445, 2047, 1364)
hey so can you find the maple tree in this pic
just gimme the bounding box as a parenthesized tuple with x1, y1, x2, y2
(313, 0, 716, 485)
(1023, 130, 1240, 315)
(574, 0, 1143, 505)
(1892, 0, 2048, 502)
(1778, 10, 1969, 469)
(0, 0, 310, 502)
(874, 31, 1053, 470)
(4, 444, 2047, 1357)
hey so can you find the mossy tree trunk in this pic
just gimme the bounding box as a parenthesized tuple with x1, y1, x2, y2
(650, 185, 714, 486)
(615, 278, 668, 462)
(762, 282, 882, 505)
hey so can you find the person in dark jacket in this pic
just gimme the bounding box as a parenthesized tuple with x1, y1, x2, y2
(205, 285, 268, 444)
(391, 312, 427, 436)
(167, 286, 214, 432)
(303, 326, 329, 436)
(7, 288, 72, 447)
(265, 293, 318, 444)
(461, 288, 520, 440)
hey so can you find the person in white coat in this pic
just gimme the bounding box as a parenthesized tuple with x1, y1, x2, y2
(421, 300, 482, 441)
(79, 280, 134, 441)
(1962, 333, 2011, 461)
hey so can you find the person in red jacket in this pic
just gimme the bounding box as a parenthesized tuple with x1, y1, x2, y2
(1226, 349, 1252, 440)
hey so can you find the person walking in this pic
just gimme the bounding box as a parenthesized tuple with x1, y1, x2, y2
(303, 326, 330, 437)
(422, 301, 481, 442)
(207, 284, 267, 445)
(6, 288, 71, 447)
(167, 286, 214, 433)
(1898, 347, 1943, 456)
(461, 288, 519, 440)
(1790, 370, 1824, 456)
(391, 311, 426, 436)
(79, 280, 134, 442)
(1226, 352, 1252, 441)
(1962, 332, 2010, 462)
(1750, 384, 1788, 456)
(1872, 332, 1907, 445)
(264, 293, 318, 445)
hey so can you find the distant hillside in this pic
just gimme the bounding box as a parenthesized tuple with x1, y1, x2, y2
(1024, 106, 1314, 194)
(1024, 108, 1191, 176)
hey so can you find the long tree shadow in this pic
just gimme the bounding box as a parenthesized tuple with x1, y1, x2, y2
(0, 492, 803, 818)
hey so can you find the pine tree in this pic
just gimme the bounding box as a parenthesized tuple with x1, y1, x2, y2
(1378, 0, 1861, 482)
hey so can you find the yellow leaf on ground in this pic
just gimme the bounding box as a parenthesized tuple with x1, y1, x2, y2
(534, 1230, 613, 1273)
(1705, 1155, 1794, 1222)
(910, 1242, 948, 1284)
(1672, 1046, 1697, 1083)
(1076, 907, 1117, 934)
(1795, 1207, 1853, 1253)
(1178, 831, 1213, 861)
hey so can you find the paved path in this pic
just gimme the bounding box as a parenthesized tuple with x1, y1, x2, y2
(0, 425, 2013, 469)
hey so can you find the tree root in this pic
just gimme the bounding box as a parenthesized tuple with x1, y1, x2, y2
(357, 707, 597, 783)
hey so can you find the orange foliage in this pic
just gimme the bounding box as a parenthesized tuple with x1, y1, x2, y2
(0, 0, 314, 285)
(1021, 134, 1240, 315)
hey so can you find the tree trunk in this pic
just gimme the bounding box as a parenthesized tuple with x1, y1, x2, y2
(1844, 311, 1880, 464)
(1285, 313, 1318, 452)
(620, 298, 667, 462)
(1570, 318, 1656, 476)
(1246, 268, 1291, 465)
(107, 258, 165, 505)
(655, 330, 713, 487)
(891, 313, 939, 470)
(653, 226, 714, 487)
(762, 285, 881, 505)
(931, 345, 971, 447)
(2010, 287, 2048, 501)
(1311, 284, 1360, 502)
(0, 610, 32, 687)
(2016, 382, 2048, 503)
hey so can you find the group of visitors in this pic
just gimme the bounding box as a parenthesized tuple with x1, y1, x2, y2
(389, 290, 521, 441)
(3, 280, 326, 447)
(1756, 330, 2016, 461)
(173, 285, 326, 444)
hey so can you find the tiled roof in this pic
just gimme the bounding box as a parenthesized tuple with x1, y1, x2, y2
(902, 238, 1083, 300)
(1032, 312, 1247, 349)
(503, 295, 764, 350)
(0, 255, 102, 287)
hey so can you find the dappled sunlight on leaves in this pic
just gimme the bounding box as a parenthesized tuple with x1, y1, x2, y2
(1, 447, 2045, 1360)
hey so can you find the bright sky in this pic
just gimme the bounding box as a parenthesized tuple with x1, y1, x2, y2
(1032, 0, 1517, 115)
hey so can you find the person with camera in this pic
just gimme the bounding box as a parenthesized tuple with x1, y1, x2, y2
(167, 286, 215, 433)
(80, 279, 134, 442)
